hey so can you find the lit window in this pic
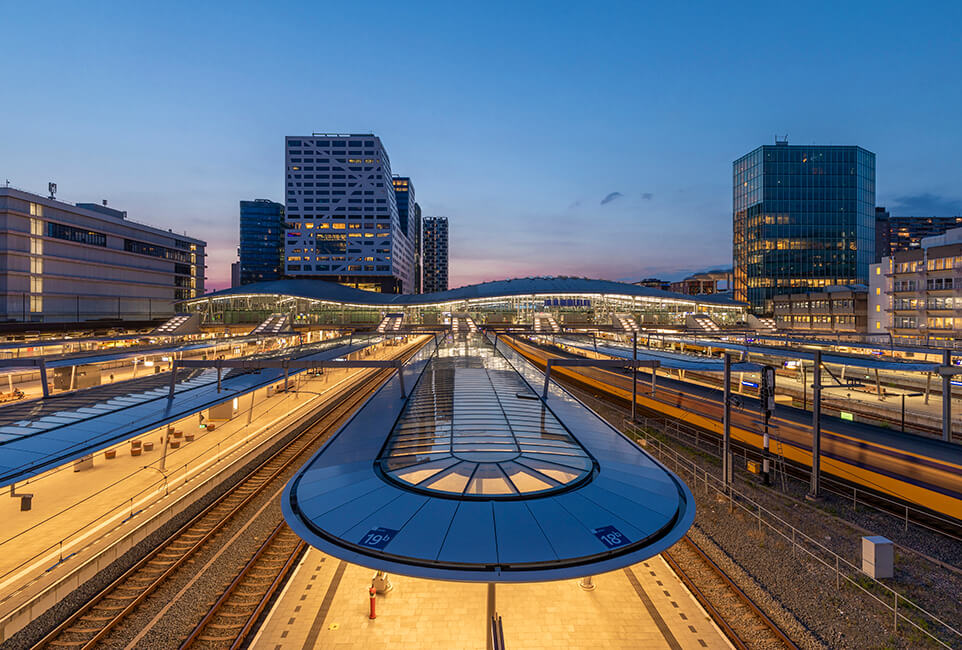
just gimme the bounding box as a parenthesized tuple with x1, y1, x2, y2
(876, 288, 881, 295)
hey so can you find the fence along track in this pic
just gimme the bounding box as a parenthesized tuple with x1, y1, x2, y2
(179, 521, 304, 649)
(663, 536, 799, 650)
(35, 346, 419, 650)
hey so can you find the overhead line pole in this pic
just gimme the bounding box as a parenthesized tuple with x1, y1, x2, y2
(723, 353, 732, 488)
(808, 349, 822, 501)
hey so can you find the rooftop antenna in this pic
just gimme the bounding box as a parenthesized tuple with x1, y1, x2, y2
(48, 182, 57, 199)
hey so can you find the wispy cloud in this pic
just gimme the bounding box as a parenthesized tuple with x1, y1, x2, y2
(600, 191, 623, 205)
(642, 192, 653, 200)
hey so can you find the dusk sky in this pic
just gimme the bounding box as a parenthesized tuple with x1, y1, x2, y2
(3, 2, 961, 291)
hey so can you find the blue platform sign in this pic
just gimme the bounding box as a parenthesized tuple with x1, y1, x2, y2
(359, 527, 398, 550)
(593, 525, 630, 549)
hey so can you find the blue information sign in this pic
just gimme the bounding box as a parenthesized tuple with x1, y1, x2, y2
(359, 527, 398, 550)
(593, 525, 630, 549)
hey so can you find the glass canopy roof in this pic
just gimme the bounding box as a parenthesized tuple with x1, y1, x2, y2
(377, 339, 595, 498)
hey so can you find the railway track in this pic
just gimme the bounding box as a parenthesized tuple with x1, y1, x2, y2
(34, 340, 424, 649)
(663, 536, 799, 650)
(179, 521, 304, 649)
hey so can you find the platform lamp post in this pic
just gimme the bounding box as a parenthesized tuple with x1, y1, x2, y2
(807, 350, 822, 501)
(900, 392, 924, 433)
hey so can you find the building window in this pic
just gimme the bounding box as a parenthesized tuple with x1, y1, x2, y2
(46, 222, 107, 247)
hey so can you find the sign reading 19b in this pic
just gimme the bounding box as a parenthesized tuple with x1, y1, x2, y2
(593, 525, 630, 549)
(359, 527, 399, 550)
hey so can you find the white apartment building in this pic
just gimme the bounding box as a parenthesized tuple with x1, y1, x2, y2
(284, 134, 415, 293)
(873, 227, 962, 346)
(0, 187, 205, 322)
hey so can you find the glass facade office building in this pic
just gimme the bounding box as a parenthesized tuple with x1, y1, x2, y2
(733, 140, 875, 314)
(239, 199, 285, 285)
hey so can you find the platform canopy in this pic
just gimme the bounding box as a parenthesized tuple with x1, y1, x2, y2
(283, 333, 694, 582)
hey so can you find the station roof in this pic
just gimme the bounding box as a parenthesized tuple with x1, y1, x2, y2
(283, 333, 694, 582)
(188, 277, 746, 308)
(0, 336, 373, 487)
(659, 335, 940, 372)
(555, 337, 762, 371)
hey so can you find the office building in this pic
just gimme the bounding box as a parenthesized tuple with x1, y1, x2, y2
(773, 285, 868, 334)
(0, 186, 205, 322)
(239, 199, 285, 285)
(669, 270, 731, 296)
(284, 134, 415, 293)
(422, 216, 449, 293)
(733, 138, 876, 314)
(876, 227, 962, 345)
(393, 177, 423, 293)
(875, 208, 962, 261)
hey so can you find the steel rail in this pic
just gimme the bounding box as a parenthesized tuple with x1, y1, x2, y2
(35, 341, 425, 649)
(178, 521, 305, 649)
(663, 536, 800, 650)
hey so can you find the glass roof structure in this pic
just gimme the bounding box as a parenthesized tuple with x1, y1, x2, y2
(378, 350, 594, 498)
(283, 333, 695, 582)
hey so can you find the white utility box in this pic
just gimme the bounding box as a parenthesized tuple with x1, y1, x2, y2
(862, 535, 894, 579)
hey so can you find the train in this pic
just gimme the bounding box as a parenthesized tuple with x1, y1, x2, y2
(503, 335, 962, 524)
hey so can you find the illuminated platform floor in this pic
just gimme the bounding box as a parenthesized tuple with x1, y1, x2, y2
(0, 338, 421, 615)
(252, 547, 731, 649)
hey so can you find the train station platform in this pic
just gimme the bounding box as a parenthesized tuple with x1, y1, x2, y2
(0, 334, 379, 487)
(252, 546, 731, 649)
(0, 336, 426, 639)
(284, 331, 694, 583)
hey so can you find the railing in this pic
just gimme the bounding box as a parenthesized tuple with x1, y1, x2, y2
(624, 414, 962, 544)
(623, 419, 962, 649)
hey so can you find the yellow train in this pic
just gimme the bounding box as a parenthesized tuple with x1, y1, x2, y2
(505, 336, 962, 524)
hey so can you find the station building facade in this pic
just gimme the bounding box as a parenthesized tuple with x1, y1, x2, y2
(0, 186, 205, 323)
(180, 276, 747, 329)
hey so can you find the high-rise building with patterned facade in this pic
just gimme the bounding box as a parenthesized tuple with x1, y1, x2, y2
(733, 139, 876, 314)
(423, 216, 449, 293)
(239, 199, 284, 285)
(284, 134, 415, 293)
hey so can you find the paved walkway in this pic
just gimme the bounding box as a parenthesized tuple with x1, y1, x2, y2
(252, 548, 732, 650)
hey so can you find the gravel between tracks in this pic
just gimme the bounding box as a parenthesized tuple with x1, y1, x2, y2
(566, 381, 962, 650)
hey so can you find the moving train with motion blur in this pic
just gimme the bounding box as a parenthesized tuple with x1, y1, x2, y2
(504, 336, 962, 526)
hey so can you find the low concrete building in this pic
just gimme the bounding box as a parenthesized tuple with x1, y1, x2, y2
(774, 285, 868, 334)
(0, 186, 206, 323)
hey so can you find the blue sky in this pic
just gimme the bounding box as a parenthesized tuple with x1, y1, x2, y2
(2, 1, 961, 290)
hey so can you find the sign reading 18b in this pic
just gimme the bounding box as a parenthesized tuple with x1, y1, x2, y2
(359, 527, 399, 550)
(593, 525, 630, 549)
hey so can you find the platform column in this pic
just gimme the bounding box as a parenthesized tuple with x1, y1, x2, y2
(943, 349, 951, 442)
